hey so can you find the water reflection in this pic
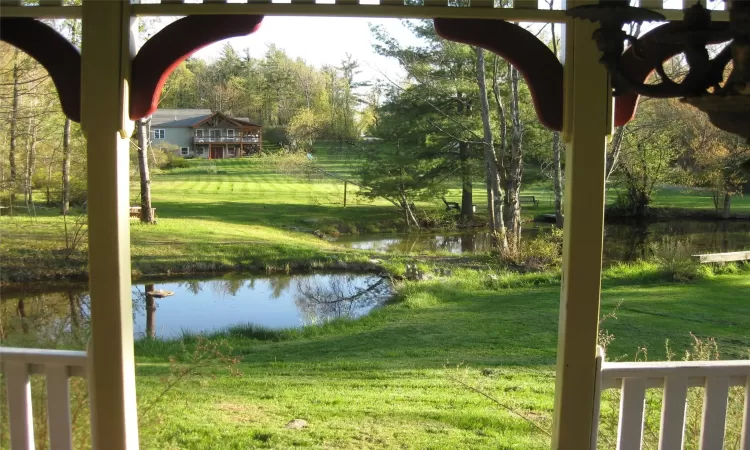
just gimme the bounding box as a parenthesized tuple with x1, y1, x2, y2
(0, 290, 90, 348)
(337, 220, 750, 263)
(1, 274, 392, 343)
(294, 275, 390, 324)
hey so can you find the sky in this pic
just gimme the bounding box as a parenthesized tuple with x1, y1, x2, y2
(191, 17, 419, 86)
(174, 0, 726, 87)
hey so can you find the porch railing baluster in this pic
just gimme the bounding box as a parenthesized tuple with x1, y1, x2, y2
(659, 375, 688, 450)
(618, 377, 647, 450)
(700, 375, 730, 450)
(598, 357, 750, 450)
(5, 361, 35, 450)
(1, 348, 88, 450)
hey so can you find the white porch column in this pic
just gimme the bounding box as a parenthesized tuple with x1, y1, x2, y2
(81, 1, 140, 449)
(551, 2, 612, 449)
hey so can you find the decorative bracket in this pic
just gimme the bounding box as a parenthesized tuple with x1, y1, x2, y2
(0, 15, 264, 124)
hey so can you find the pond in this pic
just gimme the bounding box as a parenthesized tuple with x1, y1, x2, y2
(0, 273, 392, 343)
(335, 220, 750, 263)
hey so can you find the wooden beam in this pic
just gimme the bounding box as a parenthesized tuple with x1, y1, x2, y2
(0, 3, 729, 21)
(80, 0, 140, 449)
(131, 2, 570, 20)
(551, 0, 612, 448)
(693, 251, 750, 264)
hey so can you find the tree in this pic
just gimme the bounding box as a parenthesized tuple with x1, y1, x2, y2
(135, 118, 155, 223)
(505, 64, 524, 250)
(61, 117, 72, 214)
(370, 20, 485, 222)
(671, 100, 750, 218)
(287, 108, 326, 152)
(474, 46, 507, 250)
(360, 92, 443, 229)
(616, 101, 680, 217)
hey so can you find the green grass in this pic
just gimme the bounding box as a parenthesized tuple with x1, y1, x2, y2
(606, 185, 750, 213)
(2, 148, 748, 284)
(129, 266, 750, 449)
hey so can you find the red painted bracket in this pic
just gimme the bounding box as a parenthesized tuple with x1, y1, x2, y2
(130, 15, 264, 120)
(434, 18, 564, 131)
(0, 16, 263, 123)
(0, 18, 82, 123)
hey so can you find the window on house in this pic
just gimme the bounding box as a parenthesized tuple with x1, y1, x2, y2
(195, 129, 204, 138)
(153, 129, 165, 140)
(181, 147, 189, 156)
(226, 129, 235, 138)
(210, 129, 221, 139)
(227, 146, 236, 156)
(196, 147, 204, 155)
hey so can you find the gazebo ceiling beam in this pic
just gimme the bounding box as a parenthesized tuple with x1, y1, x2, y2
(0, 4, 730, 22)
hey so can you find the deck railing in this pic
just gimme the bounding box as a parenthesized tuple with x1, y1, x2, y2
(194, 136, 260, 144)
(594, 350, 750, 450)
(0, 347, 88, 450)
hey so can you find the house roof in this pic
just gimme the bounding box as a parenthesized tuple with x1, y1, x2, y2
(152, 109, 213, 128)
(152, 109, 262, 128)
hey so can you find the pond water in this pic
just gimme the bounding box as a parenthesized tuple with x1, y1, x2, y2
(336, 220, 750, 263)
(0, 273, 391, 342)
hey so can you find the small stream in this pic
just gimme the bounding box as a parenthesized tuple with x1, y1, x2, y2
(0, 273, 392, 343)
(335, 220, 750, 263)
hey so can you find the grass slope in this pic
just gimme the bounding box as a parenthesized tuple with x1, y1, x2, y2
(133, 268, 750, 449)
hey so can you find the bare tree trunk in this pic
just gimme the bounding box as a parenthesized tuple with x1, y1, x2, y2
(46, 145, 57, 207)
(459, 141, 474, 221)
(136, 118, 154, 223)
(548, 17, 564, 229)
(552, 131, 564, 228)
(456, 91, 474, 222)
(25, 119, 37, 207)
(506, 65, 524, 251)
(492, 55, 509, 230)
(9, 50, 20, 205)
(475, 47, 508, 251)
(61, 118, 72, 214)
(722, 192, 731, 219)
(606, 125, 626, 189)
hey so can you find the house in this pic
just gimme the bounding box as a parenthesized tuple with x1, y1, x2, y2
(151, 108, 262, 159)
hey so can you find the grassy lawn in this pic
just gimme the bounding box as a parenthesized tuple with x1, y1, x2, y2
(0, 151, 551, 282)
(130, 266, 750, 449)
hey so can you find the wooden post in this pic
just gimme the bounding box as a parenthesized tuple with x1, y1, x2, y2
(344, 181, 347, 207)
(551, 1, 612, 448)
(81, 0, 140, 448)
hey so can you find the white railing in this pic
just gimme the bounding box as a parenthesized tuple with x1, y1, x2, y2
(194, 136, 260, 144)
(594, 350, 750, 450)
(0, 347, 88, 450)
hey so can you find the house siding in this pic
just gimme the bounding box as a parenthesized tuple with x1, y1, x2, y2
(153, 127, 201, 157)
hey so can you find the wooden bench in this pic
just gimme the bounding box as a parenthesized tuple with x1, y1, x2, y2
(519, 195, 539, 207)
(129, 206, 156, 219)
(692, 251, 750, 264)
(442, 197, 461, 212)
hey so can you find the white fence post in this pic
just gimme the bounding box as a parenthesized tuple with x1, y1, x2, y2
(5, 361, 35, 450)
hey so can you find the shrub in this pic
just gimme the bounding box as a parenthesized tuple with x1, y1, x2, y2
(509, 228, 564, 271)
(653, 236, 702, 282)
(163, 155, 190, 169)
